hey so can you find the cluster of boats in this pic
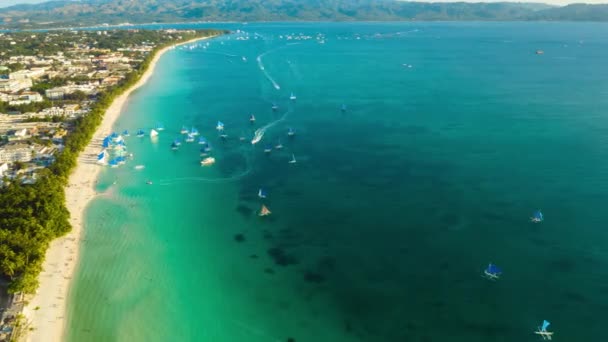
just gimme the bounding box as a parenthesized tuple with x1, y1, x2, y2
(482, 209, 552, 340)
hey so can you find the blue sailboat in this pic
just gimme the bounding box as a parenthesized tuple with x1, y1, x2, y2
(96, 150, 107, 164)
(122, 129, 130, 136)
(171, 139, 180, 150)
(156, 123, 165, 131)
(216, 121, 225, 131)
(258, 188, 267, 199)
(264, 144, 272, 153)
(287, 127, 296, 137)
(249, 114, 256, 123)
(110, 132, 120, 141)
(275, 140, 283, 150)
(185, 133, 195, 143)
(531, 210, 544, 223)
(180, 125, 188, 134)
(204, 143, 213, 152)
(136, 129, 145, 138)
(102, 137, 111, 148)
(271, 102, 278, 111)
(290, 92, 297, 101)
(198, 137, 207, 145)
(190, 127, 199, 136)
(534, 320, 553, 340)
(483, 263, 502, 281)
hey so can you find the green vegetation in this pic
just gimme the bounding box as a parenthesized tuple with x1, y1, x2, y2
(0, 0, 607, 28)
(0, 29, 224, 293)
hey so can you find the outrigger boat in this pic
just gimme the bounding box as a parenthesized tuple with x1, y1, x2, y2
(289, 92, 297, 101)
(288, 153, 297, 164)
(220, 133, 228, 140)
(287, 127, 295, 137)
(171, 139, 180, 150)
(531, 210, 544, 223)
(190, 127, 199, 136)
(155, 123, 165, 131)
(259, 204, 271, 217)
(122, 129, 130, 137)
(185, 134, 195, 143)
(271, 103, 279, 111)
(198, 137, 207, 145)
(201, 157, 216, 166)
(264, 145, 272, 153)
(258, 188, 267, 199)
(249, 114, 256, 123)
(216, 121, 225, 131)
(136, 129, 145, 138)
(534, 320, 553, 340)
(482, 263, 502, 281)
(275, 140, 283, 150)
(180, 126, 189, 134)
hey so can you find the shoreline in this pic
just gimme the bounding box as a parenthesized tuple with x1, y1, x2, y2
(21, 35, 214, 342)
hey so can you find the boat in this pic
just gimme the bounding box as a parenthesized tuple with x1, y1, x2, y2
(341, 104, 347, 112)
(185, 134, 195, 143)
(290, 92, 297, 101)
(275, 140, 283, 150)
(251, 129, 264, 145)
(102, 137, 111, 148)
(534, 320, 553, 340)
(271, 103, 278, 111)
(156, 123, 165, 131)
(201, 157, 216, 166)
(122, 129, 130, 136)
(239, 136, 246, 142)
(146, 180, 153, 185)
(216, 121, 225, 131)
(204, 143, 212, 152)
(531, 210, 544, 223)
(190, 127, 199, 136)
(536, 50, 544, 55)
(171, 139, 180, 150)
(249, 114, 256, 123)
(109, 158, 119, 168)
(259, 204, 271, 217)
(117, 156, 126, 165)
(482, 263, 502, 281)
(134, 165, 145, 170)
(150, 129, 159, 137)
(110, 132, 120, 141)
(264, 145, 272, 153)
(287, 127, 295, 137)
(288, 153, 297, 164)
(96, 150, 107, 164)
(136, 129, 145, 138)
(198, 137, 207, 145)
(180, 126, 189, 134)
(220, 133, 228, 140)
(258, 188, 267, 199)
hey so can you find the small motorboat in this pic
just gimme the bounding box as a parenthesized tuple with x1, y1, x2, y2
(201, 157, 216, 166)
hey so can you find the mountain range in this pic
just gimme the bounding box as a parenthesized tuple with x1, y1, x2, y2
(1, 0, 607, 28)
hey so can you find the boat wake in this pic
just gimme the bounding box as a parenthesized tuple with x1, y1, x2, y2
(157, 166, 252, 185)
(251, 109, 292, 145)
(256, 43, 301, 91)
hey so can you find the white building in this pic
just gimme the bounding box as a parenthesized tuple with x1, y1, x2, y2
(0, 143, 32, 163)
(9, 68, 46, 80)
(0, 78, 32, 92)
(0, 163, 8, 177)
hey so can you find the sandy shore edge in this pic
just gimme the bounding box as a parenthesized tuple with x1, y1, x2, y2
(21, 35, 214, 342)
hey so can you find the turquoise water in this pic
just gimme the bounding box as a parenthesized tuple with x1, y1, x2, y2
(67, 22, 608, 342)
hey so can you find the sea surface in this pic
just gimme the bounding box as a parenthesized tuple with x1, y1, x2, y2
(67, 22, 608, 342)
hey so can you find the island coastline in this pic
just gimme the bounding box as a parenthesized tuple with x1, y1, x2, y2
(21, 35, 216, 342)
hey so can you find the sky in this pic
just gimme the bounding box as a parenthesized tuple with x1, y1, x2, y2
(0, 0, 607, 9)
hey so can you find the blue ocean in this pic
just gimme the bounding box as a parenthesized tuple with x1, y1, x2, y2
(67, 22, 608, 342)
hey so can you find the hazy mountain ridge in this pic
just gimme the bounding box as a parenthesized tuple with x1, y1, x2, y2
(0, 0, 607, 28)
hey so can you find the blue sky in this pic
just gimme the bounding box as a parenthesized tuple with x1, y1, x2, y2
(0, 0, 607, 8)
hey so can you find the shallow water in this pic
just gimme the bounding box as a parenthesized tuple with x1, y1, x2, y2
(67, 22, 608, 342)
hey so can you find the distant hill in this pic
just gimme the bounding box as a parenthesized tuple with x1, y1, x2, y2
(0, 0, 607, 28)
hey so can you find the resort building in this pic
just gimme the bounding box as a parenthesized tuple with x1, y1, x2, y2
(0, 143, 33, 163)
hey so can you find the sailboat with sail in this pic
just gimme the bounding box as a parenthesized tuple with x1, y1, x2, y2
(534, 320, 553, 340)
(198, 137, 207, 145)
(136, 129, 145, 138)
(249, 114, 256, 123)
(264, 145, 272, 153)
(96, 150, 107, 164)
(259, 204, 272, 217)
(216, 121, 225, 131)
(482, 263, 502, 281)
(287, 127, 296, 137)
(190, 127, 199, 136)
(289, 154, 297, 164)
(531, 210, 544, 223)
(258, 188, 267, 199)
(150, 129, 159, 137)
(272, 103, 279, 111)
(185, 134, 195, 143)
(156, 123, 165, 131)
(122, 129, 130, 137)
(180, 126, 188, 134)
(290, 92, 297, 101)
(275, 140, 283, 150)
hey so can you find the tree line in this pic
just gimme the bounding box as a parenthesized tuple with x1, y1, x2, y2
(0, 29, 226, 293)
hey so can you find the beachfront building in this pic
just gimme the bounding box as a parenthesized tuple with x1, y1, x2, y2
(8, 91, 43, 106)
(0, 143, 33, 163)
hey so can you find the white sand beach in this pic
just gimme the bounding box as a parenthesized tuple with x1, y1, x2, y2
(21, 35, 214, 342)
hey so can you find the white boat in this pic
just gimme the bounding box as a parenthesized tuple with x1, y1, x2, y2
(216, 121, 225, 131)
(201, 157, 216, 166)
(134, 165, 145, 170)
(185, 134, 195, 143)
(180, 126, 188, 134)
(251, 129, 264, 145)
(288, 154, 297, 164)
(150, 129, 159, 137)
(534, 320, 553, 340)
(290, 92, 297, 101)
(275, 140, 283, 150)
